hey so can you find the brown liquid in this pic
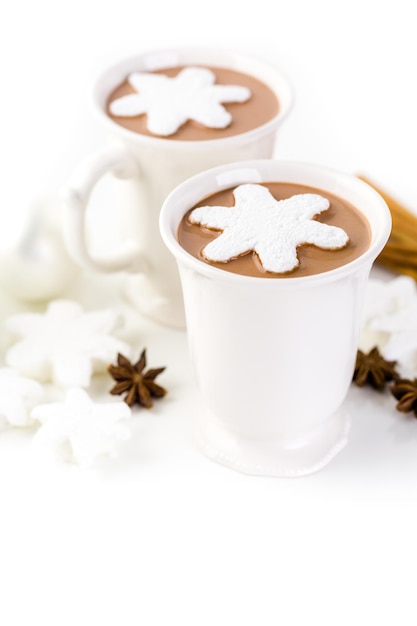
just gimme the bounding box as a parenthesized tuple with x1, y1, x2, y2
(178, 182, 371, 278)
(106, 66, 279, 141)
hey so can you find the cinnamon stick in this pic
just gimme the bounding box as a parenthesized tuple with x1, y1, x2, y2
(357, 175, 417, 280)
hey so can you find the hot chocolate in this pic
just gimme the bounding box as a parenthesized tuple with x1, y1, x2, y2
(178, 182, 371, 278)
(106, 65, 279, 141)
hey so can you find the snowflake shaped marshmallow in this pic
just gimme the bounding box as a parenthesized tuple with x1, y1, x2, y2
(360, 276, 417, 350)
(358, 276, 417, 376)
(31, 388, 132, 467)
(109, 67, 251, 136)
(5, 300, 131, 388)
(189, 184, 349, 273)
(0, 368, 44, 428)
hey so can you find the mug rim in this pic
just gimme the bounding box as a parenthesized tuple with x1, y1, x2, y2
(91, 46, 293, 150)
(159, 159, 392, 289)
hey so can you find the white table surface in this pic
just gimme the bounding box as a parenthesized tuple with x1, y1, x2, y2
(1, 1, 417, 624)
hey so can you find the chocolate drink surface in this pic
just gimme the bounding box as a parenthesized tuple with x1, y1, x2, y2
(107, 65, 279, 140)
(178, 182, 371, 278)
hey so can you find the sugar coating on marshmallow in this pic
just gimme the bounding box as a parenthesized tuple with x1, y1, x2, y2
(189, 184, 350, 273)
(109, 67, 251, 136)
(0, 368, 44, 428)
(5, 300, 132, 388)
(31, 388, 132, 467)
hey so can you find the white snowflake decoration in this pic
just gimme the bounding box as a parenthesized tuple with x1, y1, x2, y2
(0, 368, 44, 428)
(31, 388, 132, 467)
(361, 276, 417, 329)
(189, 184, 349, 273)
(359, 276, 417, 376)
(109, 67, 251, 136)
(5, 300, 131, 388)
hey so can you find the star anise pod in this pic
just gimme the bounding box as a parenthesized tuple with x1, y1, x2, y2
(390, 378, 417, 417)
(353, 346, 399, 390)
(108, 350, 167, 408)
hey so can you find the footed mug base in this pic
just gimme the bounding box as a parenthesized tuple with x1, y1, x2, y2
(123, 273, 185, 329)
(197, 407, 350, 477)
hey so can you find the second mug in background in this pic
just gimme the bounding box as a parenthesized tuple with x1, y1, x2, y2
(60, 48, 292, 327)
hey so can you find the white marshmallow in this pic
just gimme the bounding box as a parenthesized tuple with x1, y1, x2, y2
(5, 300, 131, 388)
(189, 183, 349, 273)
(31, 388, 131, 467)
(0, 368, 44, 428)
(109, 67, 251, 136)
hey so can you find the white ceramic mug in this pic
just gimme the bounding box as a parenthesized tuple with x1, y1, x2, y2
(160, 160, 392, 476)
(60, 48, 292, 328)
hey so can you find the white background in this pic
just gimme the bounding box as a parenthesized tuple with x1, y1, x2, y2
(1, 1, 417, 624)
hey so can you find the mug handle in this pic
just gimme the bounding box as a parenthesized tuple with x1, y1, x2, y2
(60, 146, 149, 273)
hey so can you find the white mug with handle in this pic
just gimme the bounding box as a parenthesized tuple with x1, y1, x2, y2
(61, 48, 292, 328)
(159, 160, 392, 476)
